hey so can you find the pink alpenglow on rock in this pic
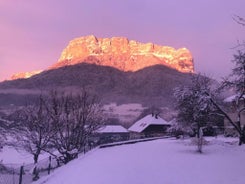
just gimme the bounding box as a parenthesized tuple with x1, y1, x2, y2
(55, 35, 194, 73)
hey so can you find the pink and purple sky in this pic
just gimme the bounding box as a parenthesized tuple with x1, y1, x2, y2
(0, 0, 244, 81)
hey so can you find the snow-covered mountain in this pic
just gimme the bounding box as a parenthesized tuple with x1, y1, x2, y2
(1, 36, 195, 120)
(10, 35, 194, 80)
(54, 35, 193, 73)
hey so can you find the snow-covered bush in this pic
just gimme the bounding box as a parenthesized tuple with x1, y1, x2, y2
(168, 119, 194, 138)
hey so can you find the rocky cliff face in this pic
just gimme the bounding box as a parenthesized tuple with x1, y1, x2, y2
(10, 35, 194, 80)
(11, 70, 42, 80)
(54, 35, 194, 73)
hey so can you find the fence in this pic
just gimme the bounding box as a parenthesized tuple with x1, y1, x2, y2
(0, 156, 58, 184)
(0, 163, 30, 184)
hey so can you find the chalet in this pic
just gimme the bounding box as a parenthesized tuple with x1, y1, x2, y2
(95, 125, 130, 144)
(128, 114, 171, 138)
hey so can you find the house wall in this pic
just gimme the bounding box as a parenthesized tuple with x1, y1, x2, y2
(143, 125, 170, 133)
(224, 100, 245, 136)
(142, 125, 170, 137)
(96, 132, 130, 144)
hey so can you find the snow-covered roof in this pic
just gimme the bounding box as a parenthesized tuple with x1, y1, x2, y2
(224, 95, 237, 103)
(224, 94, 245, 103)
(168, 118, 177, 125)
(128, 114, 170, 133)
(97, 125, 128, 133)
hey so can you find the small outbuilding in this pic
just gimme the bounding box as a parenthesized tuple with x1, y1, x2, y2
(95, 125, 130, 144)
(128, 114, 171, 137)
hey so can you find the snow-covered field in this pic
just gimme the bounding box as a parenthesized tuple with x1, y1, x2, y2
(33, 137, 245, 184)
(0, 146, 50, 165)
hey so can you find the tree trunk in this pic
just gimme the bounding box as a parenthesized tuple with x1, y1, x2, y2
(208, 94, 244, 145)
(239, 127, 245, 145)
(64, 153, 74, 164)
(197, 127, 203, 153)
(34, 154, 39, 164)
(196, 124, 200, 138)
(32, 153, 40, 181)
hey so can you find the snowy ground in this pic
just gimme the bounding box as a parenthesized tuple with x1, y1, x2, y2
(33, 137, 245, 184)
(0, 146, 49, 166)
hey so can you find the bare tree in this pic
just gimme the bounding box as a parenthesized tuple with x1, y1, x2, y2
(175, 72, 245, 146)
(1, 112, 27, 151)
(47, 90, 104, 164)
(233, 15, 245, 27)
(208, 15, 245, 145)
(232, 15, 245, 49)
(10, 95, 56, 180)
(218, 49, 245, 145)
(174, 15, 245, 146)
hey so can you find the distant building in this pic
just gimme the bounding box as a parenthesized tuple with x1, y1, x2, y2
(128, 114, 171, 137)
(95, 125, 130, 144)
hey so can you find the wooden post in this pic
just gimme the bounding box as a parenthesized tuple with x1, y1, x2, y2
(198, 127, 203, 153)
(48, 156, 51, 175)
(19, 165, 24, 184)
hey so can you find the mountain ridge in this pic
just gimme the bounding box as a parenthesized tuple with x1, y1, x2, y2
(10, 35, 194, 80)
(0, 63, 192, 108)
(54, 35, 194, 73)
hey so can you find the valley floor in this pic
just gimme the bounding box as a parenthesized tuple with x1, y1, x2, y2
(33, 137, 245, 184)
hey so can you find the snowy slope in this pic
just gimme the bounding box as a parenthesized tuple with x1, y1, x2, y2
(34, 137, 245, 184)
